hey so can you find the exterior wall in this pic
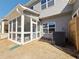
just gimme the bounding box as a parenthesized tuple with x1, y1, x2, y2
(73, 0, 79, 13)
(41, 13, 72, 37)
(33, 0, 73, 18)
(33, 2, 41, 12)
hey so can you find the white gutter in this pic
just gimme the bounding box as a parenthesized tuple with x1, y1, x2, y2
(19, 4, 39, 15)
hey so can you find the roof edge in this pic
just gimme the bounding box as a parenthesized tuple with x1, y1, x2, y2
(24, 0, 40, 7)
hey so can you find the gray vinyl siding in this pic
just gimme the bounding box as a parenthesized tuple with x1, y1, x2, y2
(41, 13, 72, 37)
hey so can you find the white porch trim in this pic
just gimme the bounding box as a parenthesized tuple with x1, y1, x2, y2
(21, 15, 24, 44)
(1, 21, 4, 34)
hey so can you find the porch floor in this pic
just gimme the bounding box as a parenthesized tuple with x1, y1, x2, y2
(0, 39, 75, 59)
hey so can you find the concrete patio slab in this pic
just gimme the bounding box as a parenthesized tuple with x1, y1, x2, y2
(0, 39, 76, 59)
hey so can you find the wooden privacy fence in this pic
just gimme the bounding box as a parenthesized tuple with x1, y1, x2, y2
(69, 16, 79, 51)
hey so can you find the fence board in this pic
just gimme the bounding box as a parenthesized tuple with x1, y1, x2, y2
(69, 17, 79, 51)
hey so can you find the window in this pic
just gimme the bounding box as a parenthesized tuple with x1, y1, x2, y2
(43, 23, 48, 33)
(43, 22, 56, 34)
(41, 4, 46, 10)
(48, 0, 54, 7)
(49, 24, 55, 33)
(49, 22, 55, 33)
(41, 0, 46, 9)
(41, 0, 54, 9)
(30, 6, 33, 9)
(41, 0, 46, 4)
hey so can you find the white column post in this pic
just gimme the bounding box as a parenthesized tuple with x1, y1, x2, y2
(30, 17, 32, 41)
(21, 15, 24, 44)
(48, 23, 49, 34)
(36, 21, 38, 39)
(11, 20, 13, 40)
(8, 21, 10, 39)
(16, 18, 17, 41)
(2, 21, 4, 34)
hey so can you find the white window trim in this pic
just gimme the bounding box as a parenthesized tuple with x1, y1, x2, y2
(43, 22, 56, 34)
(41, 0, 54, 10)
(21, 15, 24, 44)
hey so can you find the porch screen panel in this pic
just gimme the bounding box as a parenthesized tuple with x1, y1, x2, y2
(24, 16, 30, 32)
(9, 33, 11, 39)
(13, 33, 16, 40)
(37, 22, 40, 37)
(24, 15, 31, 42)
(17, 34, 21, 42)
(13, 19, 16, 32)
(9, 21, 12, 32)
(24, 34, 30, 42)
(17, 16, 21, 32)
(32, 23, 36, 39)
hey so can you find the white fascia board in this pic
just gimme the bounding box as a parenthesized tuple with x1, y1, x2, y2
(20, 4, 39, 15)
(4, 4, 39, 20)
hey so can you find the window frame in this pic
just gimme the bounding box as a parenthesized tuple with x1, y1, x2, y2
(41, 0, 46, 4)
(47, 0, 54, 7)
(41, 0, 54, 10)
(30, 6, 33, 9)
(43, 22, 56, 34)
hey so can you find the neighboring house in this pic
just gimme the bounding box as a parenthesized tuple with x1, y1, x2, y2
(0, 0, 77, 45)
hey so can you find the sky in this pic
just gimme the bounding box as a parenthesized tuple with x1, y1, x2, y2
(0, 0, 29, 19)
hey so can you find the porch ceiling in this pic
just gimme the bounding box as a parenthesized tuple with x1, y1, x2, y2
(4, 4, 39, 20)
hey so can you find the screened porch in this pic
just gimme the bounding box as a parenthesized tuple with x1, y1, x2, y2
(8, 14, 41, 45)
